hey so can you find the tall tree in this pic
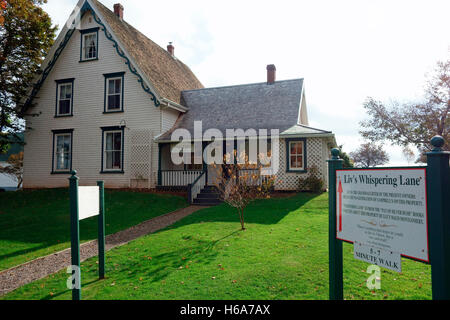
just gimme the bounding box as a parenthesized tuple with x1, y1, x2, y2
(350, 142, 389, 168)
(0, 0, 56, 153)
(360, 59, 449, 162)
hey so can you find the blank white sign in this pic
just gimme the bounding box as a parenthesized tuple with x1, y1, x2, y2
(78, 186, 100, 220)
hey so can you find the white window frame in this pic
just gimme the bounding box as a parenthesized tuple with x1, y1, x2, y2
(106, 77, 123, 111)
(56, 82, 73, 116)
(82, 32, 97, 61)
(103, 130, 123, 172)
(54, 133, 72, 172)
(288, 140, 305, 171)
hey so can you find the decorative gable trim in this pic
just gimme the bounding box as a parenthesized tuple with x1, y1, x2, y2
(23, 0, 160, 114)
(90, 6, 160, 107)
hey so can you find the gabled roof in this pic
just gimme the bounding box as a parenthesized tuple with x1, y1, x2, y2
(281, 124, 332, 136)
(156, 79, 308, 142)
(23, 0, 203, 111)
(92, 0, 203, 104)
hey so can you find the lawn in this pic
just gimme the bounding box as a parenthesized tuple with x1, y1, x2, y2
(2, 192, 431, 300)
(0, 189, 188, 271)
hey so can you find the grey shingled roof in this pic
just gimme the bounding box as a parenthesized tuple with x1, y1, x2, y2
(157, 79, 305, 142)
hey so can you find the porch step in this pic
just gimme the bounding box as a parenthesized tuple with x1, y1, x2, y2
(193, 186, 223, 206)
(196, 192, 220, 200)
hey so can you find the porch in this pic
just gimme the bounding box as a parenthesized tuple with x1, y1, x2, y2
(156, 141, 273, 204)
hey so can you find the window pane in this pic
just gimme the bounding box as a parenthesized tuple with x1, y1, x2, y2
(106, 151, 113, 169)
(115, 79, 121, 94)
(64, 85, 72, 99)
(297, 156, 303, 168)
(108, 79, 115, 94)
(59, 100, 70, 114)
(114, 132, 122, 150)
(113, 151, 121, 169)
(56, 135, 64, 152)
(291, 156, 297, 168)
(108, 94, 120, 110)
(106, 133, 113, 151)
(60, 85, 66, 98)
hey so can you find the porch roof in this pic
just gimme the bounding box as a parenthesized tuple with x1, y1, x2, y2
(155, 79, 307, 143)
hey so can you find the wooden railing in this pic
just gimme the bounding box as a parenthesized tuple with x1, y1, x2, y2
(188, 171, 207, 204)
(159, 170, 204, 187)
(237, 169, 272, 186)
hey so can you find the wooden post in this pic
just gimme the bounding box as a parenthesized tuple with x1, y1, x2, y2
(97, 181, 106, 279)
(69, 170, 81, 300)
(427, 136, 450, 300)
(328, 148, 343, 300)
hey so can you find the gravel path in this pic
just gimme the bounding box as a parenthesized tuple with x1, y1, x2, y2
(0, 205, 206, 296)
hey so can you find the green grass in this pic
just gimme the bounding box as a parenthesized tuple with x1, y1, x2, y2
(2, 192, 431, 300)
(0, 189, 188, 271)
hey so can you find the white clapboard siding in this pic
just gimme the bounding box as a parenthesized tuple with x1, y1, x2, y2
(23, 11, 178, 189)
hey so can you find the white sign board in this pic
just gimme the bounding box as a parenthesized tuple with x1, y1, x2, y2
(354, 242, 402, 273)
(336, 168, 429, 262)
(78, 186, 100, 220)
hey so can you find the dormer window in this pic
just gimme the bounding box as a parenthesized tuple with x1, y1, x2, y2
(80, 28, 99, 62)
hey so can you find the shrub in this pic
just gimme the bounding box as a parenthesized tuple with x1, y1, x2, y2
(298, 165, 325, 193)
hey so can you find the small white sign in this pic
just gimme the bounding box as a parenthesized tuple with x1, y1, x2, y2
(336, 168, 429, 262)
(354, 242, 402, 273)
(78, 186, 99, 220)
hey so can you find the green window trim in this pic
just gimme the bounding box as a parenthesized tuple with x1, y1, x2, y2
(100, 126, 125, 174)
(79, 27, 99, 62)
(51, 129, 74, 174)
(54, 78, 75, 118)
(285, 138, 308, 173)
(103, 72, 125, 113)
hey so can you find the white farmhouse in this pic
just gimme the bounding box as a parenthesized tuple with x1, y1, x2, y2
(22, 0, 336, 203)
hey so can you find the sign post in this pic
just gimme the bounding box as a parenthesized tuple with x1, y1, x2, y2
(68, 171, 106, 300)
(69, 171, 81, 301)
(327, 148, 343, 300)
(427, 136, 450, 300)
(328, 136, 450, 300)
(97, 181, 106, 279)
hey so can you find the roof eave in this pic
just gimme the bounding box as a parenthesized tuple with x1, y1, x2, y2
(160, 98, 189, 113)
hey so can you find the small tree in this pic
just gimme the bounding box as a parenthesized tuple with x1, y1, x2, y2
(213, 152, 275, 231)
(338, 145, 354, 168)
(350, 143, 389, 168)
(0, 151, 23, 188)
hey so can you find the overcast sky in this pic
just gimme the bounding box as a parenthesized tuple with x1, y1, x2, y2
(43, 0, 450, 165)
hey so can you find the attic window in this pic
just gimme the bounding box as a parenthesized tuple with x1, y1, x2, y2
(80, 28, 99, 62)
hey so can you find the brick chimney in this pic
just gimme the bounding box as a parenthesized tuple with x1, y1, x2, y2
(167, 42, 175, 56)
(267, 64, 276, 84)
(114, 3, 124, 20)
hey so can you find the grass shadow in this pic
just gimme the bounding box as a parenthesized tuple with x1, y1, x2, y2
(160, 192, 324, 234)
(0, 189, 188, 270)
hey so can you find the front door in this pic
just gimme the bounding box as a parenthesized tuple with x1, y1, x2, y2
(207, 165, 219, 186)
